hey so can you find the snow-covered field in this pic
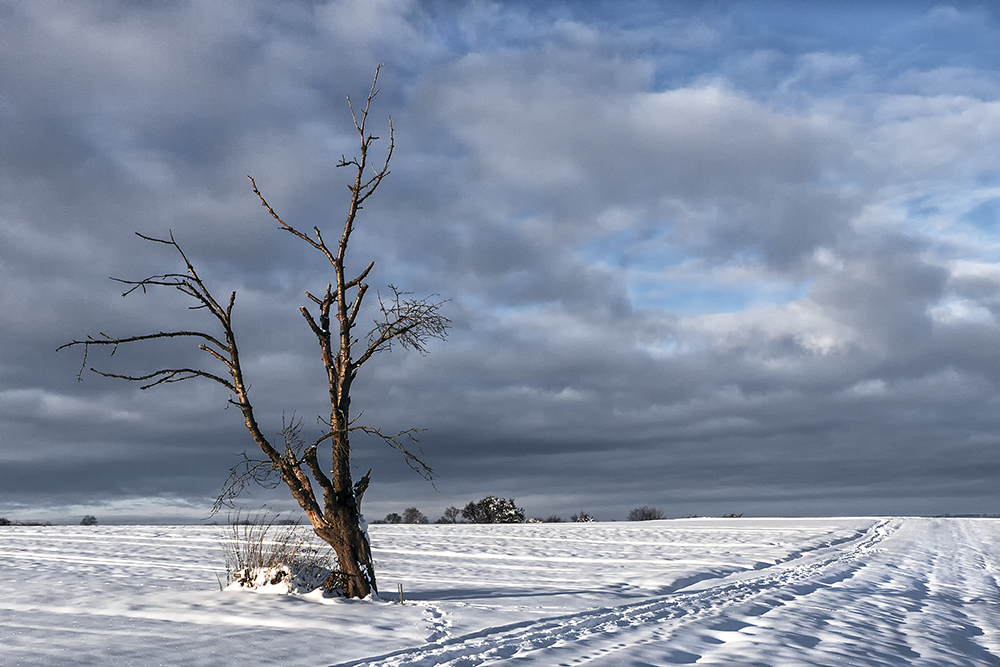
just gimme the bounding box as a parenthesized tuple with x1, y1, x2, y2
(2, 517, 999, 665)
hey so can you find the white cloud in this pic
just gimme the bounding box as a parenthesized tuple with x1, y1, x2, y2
(843, 378, 887, 398)
(928, 298, 995, 325)
(0, 388, 141, 423)
(679, 300, 859, 356)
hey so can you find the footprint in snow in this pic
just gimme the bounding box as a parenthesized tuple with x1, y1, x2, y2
(422, 604, 450, 642)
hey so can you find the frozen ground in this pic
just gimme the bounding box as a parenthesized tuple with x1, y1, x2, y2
(2, 517, 999, 665)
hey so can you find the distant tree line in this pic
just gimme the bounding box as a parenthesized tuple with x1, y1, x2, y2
(0, 518, 54, 526)
(0, 516, 97, 526)
(370, 500, 685, 524)
(2, 507, 748, 528)
(373, 497, 527, 524)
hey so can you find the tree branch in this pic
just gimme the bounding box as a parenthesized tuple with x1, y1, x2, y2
(59, 330, 230, 356)
(350, 423, 435, 481)
(212, 451, 282, 516)
(355, 286, 450, 368)
(92, 367, 236, 392)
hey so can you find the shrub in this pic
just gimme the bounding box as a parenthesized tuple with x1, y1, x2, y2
(81, 515, 98, 526)
(461, 496, 525, 524)
(0, 517, 10, 526)
(402, 507, 428, 524)
(384, 512, 402, 524)
(220, 511, 341, 594)
(571, 512, 595, 523)
(627, 506, 665, 521)
(544, 515, 563, 523)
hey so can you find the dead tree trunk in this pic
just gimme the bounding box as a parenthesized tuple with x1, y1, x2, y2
(59, 66, 448, 599)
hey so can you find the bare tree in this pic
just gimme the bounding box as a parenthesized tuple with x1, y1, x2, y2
(438, 506, 461, 523)
(59, 66, 448, 599)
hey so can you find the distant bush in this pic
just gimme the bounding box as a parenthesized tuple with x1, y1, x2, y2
(722, 513, 743, 518)
(571, 512, 595, 523)
(628, 507, 665, 521)
(402, 507, 429, 524)
(544, 515, 563, 523)
(81, 515, 98, 526)
(0, 517, 10, 526)
(384, 513, 402, 524)
(462, 496, 525, 524)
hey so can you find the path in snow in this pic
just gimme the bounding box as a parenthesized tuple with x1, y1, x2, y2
(1, 518, 998, 665)
(340, 519, 1000, 666)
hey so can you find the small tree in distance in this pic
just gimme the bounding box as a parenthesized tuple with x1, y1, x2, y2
(462, 497, 525, 524)
(384, 513, 402, 524)
(437, 506, 461, 523)
(571, 511, 595, 523)
(628, 506, 665, 521)
(59, 67, 449, 599)
(402, 507, 428, 524)
(80, 515, 98, 526)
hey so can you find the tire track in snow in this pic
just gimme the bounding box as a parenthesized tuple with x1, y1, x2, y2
(331, 519, 897, 667)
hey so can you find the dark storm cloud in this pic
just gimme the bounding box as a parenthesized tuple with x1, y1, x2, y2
(3, 1, 1000, 523)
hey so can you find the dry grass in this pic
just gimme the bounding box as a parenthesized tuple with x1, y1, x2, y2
(220, 511, 344, 594)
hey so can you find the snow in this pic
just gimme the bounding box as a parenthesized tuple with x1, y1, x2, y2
(224, 562, 338, 596)
(2, 517, 999, 665)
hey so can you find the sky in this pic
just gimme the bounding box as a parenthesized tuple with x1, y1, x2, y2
(3, 0, 1000, 523)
